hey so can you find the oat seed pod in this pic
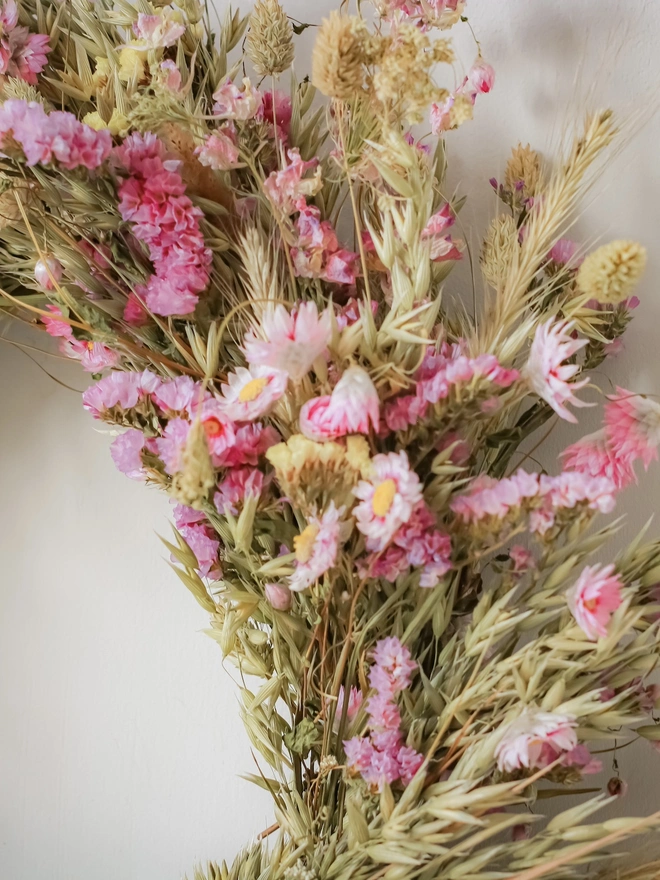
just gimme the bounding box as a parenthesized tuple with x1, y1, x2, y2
(245, 0, 294, 77)
(312, 12, 370, 100)
(576, 240, 647, 304)
(481, 214, 518, 288)
(505, 143, 543, 197)
(170, 418, 216, 510)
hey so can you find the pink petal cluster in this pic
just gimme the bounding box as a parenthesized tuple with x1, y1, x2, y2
(258, 90, 292, 142)
(172, 504, 221, 580)
(495, 708, 578, 773)
(158, 60, 182, 92)
(82, 369, 160, 417)
(566, 564, 623, 640)
(550, 239, 582, 267)
(214, 467, 265, 516)
(524, 319, 590, 423)
(0, 0, 49, 84)
(132, 12, 185, 49)
(212, 78, 262, 120)
(288, 503, 342, 592)
(263, 149, 322, 214)
(265, 582, 292, 611)
(335, 685, 363, 729)
(300, 366, 380, 441)
(384, 343, 519, 432)
(41, 305, 119, 373)
(0, 99, 111, 169)
(421, 203, 463, 263)
(243, 302, 332, 382)
(110, 428, 148, 481)
(115, 132, 212, 316)
(377, 0, 465, 29)
(431, 54, 494, 135)
(195, 127, 241, 171)
(353, 451, 424, 552)
(451, 470, 540, 523)
(344, 638, 423, 791)
(562, 430, 636, 490)
(292, 204, 360, 285)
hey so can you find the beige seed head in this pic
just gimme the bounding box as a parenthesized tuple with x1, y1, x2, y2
(481, 214, 518, 288)
(170, 418, 216, 510)
(576, 240, 647, 304)
(245, 0, 294, 77)
(449, 93, 473, 129)
(312, 12, 371, 100)
(505, 143, 543, 197)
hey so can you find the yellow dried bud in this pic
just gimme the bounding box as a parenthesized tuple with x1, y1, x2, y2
(118, 48, 146, 84)
(245, 0, 294, 77)
(481, 214, 518, 288)
(576, 240, 647, 305)
(93, 57, 112, 91)
(312, 12, 370, 100)
(82, 111, 106, 131)
(505, 143, 543, 197)
(170, 419, 216, 510)
(83, 109, 130, 138)
(449, 93, 473, 128)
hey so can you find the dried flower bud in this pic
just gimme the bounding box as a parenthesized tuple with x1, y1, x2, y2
(35, 256, 63, 291)
(576, 240, 647, 305)
(170, 419, 216, 510)
(505, 143, 543, 198)
(312, 12, 371, 100)
(481, 214, 518, 288)
(245, 0, 294, 77)
(265, 582, 292, 611)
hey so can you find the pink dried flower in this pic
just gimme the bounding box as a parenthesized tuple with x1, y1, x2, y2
(110, 429, 147, 481)
(605, 388, 660, 471)
(0, 15, 50, 85)
(214, 467, 264, 516)
(195, 129, 241, 171)
(216, 423, 280, 468)
(509, 545, 535, 573)
(466, 58, 495, 96)
(199, 402, 236, 461)
(421, 204, 455, 238)
(212, 77, 262, 120)
(289, 503, 342, 592)
(264, 582, 292, 611)
(524, 319, 590, 422)
(178, 522, 221, 579)
(155, 417, 191, 474)
(123, 291, 150, 326)
(62, 339, 119, 373)
(384, 394, 428, 432)
(397, 745, 424, 785)
(263, 149, 321, 214)
(300, 366, 380, 441)
(371, 637, 418, 695)
(41, 304, 71, 338)
(158, 59, 182, 92)
(495, 708, 578, 773)
(550, 239, 581, 267)
(335, 686, 363, 727)
(354, 452, 424, 552)
(259, 90, 292, 141)
(82, 370, 159, 417)
(566, 563, 623, 640)
(243, 302, 331, 382)
(451, 470, 539, 524)
(153, 376, 197, 414)
(531, 471, 616, 535)
(132, 12, 185, 49)
(562, 430, 636, 490)
(220, 365, 287, 422)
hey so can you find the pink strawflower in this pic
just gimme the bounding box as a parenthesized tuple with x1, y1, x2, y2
(42, 304, 71, 338)
(264, 582, 292, 611)
(195, 129, 241, 171)
(155, 417, 191, 474)
(495, 708, 578, 773)
(212, 77, 262, 120)
(220, 365, 287, 422)
(214, 467, 264, 515)
(198, 402, 236, 462)
(132, 12, 185, 49)
(353, 451, 424, 552)
(300, 366, 380, 441)
(605, 388, 660, 471)
(524, 319, 590, 423)
(110, 429, 147, 481)
(153, 376, 197, 414)
(466, 59, 495, 96)
(289, 503, 342, 592)
(123, 291, 150, 326)
(263, 148, 321, 214)
(566, 563, 623, 640)
(562, 430, 636, 490)
(243, 302, 331, 382)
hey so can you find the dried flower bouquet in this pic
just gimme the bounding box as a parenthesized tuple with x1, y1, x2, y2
(2, 0, 660, 878)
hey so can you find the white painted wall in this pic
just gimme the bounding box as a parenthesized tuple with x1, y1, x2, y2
(2, 1, 660, 877)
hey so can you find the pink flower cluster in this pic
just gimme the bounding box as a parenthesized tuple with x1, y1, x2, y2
(214, 467, 265, 515)
(567, 564, 623, 641)
(115, 132, 212, 316)
(0, 99, 112, 169)
(451, 468, 616, 535)
(172, 503, 221, 580)
(301, 366, 380, 441)
(563, 388, 660, 489)
(0, 0, 49, 84)
(421, 203, 463, 263)
(431, 56, 494, 135)
(378, 0, 465, 29)
(42, 305, 119, 373)
(195, 126, 241, 171)
(384, 343, 519, 432)
(344, 638, 424, 791)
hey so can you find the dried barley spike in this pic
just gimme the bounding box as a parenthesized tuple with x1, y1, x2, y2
(505, 143, 543, 197)
(312, 12, 371, 100)
(481, 214, 518, 288)
(245, 0, 294, 77)
(576, 240, 647, 304)
(170, 419, 216, 510)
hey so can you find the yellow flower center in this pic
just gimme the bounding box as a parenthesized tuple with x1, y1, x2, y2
(372, 479, 397, 518)
(294, 524, 320, 564)
(86, 341, 95, 351)
(239, 377, 268, 403)
(583, 598, 598, 612)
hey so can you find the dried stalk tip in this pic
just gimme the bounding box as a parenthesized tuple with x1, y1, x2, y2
(245, 0, 294, 78)
(505, 143, 543, 197)
(170, 419, 216, 510)
(576, 240, 647, 305)
(481, 214, 518, 288)
(312, 12, 372, 100)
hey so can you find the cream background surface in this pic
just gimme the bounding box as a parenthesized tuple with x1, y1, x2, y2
(2, 1, 660, 877)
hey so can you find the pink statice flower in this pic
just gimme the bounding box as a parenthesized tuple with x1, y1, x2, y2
(495, 708, 578, 773)
(179, 522, 221, 580)
(562, 430, 636, 490)
(220, 365, 287, 422)
(451, 470, 539, 524)
(263, 148, 322, 214)
(34, 255, 62, 290)
(214, 467, 265, 515)
(82, 370, 159, 417)
(291, 205, 360, 284)
(155, 417, 190, 474)
(264, 582, 292, 611)
(110, 428, 147, 481)
(397, 745, 425, 785)
(216, 423, 280, 468)
(243, 302, 332, 382)
(132, 12, 185, 49)
(353, 451, 424, 552)
(384, 393, 427, 432)
(123, 291, 150, 326)
(289, 502, 342, 592)
(524, 319, 590, 423)
(212, 77, 262, 120)
(195, 128, 241, 171)
(300, 366, 380, 441)
(530, 471, 616, 535)
(566, 563, 623, 640)
(153, 376, 197, 415)
(335, 686, 363, 728)
(371, 637, 418, 694)
(605, 388, 660, 471)
(41, 304, 71, 338)
(0, 1, 50, 85)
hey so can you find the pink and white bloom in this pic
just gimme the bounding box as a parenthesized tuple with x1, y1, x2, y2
(195, 129, 241, 171)
(263, 149, 322, 215)
(220, 365, 287, 422)
(524, 319, 590, 423)
(35, 256, 62, 290)
(132, 12, 185, 49)
(566, 564, 623, 640)
(300, 366, 380, 441)
(42, 304, 71, 338)
(82, 369, 159, 417)
(264, 582, 292, 611)
(562, 430, 636, 490)
(212, 77, 262, 120)
(110, 429, 147, 481)
(289, 503, 342, 592)
(215, 467, 265, 515)
(153, 375, 197, 414)
(353, 452, 424, 552)
(465, 58, 495, 97)
(243, 302, 332, 382)
(605, 388, 660, 471)
(200, 401, 237, 461)
(495, 708, 578, 773)
(216, 423, 279, 468)
(63, 339, 119, 373)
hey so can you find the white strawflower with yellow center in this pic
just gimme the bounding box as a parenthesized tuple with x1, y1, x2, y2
(576, 240, 647, 305)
